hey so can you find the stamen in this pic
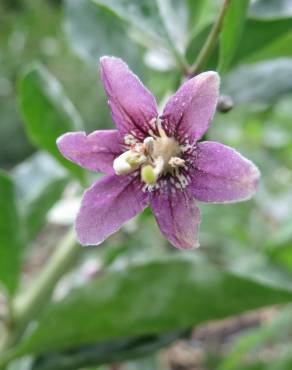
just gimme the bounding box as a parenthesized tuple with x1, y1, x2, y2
(124, 134, 137, 146)
(156, 118, 167, 138)
(141, 165, 156, 185)
(168, 157, 185, 168)
(141, 156, 164, 185)
(143, 137, 154, 155)
(113, 150, 146, 175)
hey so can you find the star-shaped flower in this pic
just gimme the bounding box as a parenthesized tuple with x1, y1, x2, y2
(57, 57, 260, 249)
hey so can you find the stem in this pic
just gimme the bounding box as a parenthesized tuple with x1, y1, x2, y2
(0, 229, 79, 356)
(189, 0, 231, 76)
(0, 230, 80, 369)
(14, 229, 79, 328)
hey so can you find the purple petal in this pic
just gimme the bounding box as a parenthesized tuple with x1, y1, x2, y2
(76, 174, 148, 245)
(57, 130, 122, 175)
(100, 56, 158, 140)
(161, 72, 219, 143)
(150, 189, 201, 249)
(188, 141, 260, 203)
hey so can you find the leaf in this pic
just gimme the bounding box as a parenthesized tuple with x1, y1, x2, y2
(186, 16, 292, 70)
(12, 152, 69, 242)
(250, 0, 292, 19)
(0, 171, 22, 295)
(13, 255, 292, 357)
(91, 0, 169, 48)
(221, 58, 292, 105)
(243, 30, 292, 64)
(19, 63, 85, 182)
(155, 0, 195, 54)
(64, 0, 142, 69)
(31, 330, 188, 370)
(234, 17, 292, 65)
(218, 0, 249, 73)
(91, 0, 196, 58)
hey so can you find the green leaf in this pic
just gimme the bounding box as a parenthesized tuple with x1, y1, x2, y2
(0, 171, 22, 295)
(31, 330, 187, 370)
(64, 0, 142, 69)
(19, 63, 85, 182)
(13, 255, 292, 357)
(91, 0, 191, 60)
(250, 0, 292, 19)
(243, 30, 292, 64)
(12, 152, 69, 242)
(218, 0, 249, 73)
(234, 17, 292, 64)
(91, 0, 169, 48)
(222, 58, 292, 105)
(155, 0, 200, 55)
(186, 16, 292, 71)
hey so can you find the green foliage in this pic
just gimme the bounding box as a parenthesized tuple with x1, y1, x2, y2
(31, 330, 187, 370)
(0, 171, 22, 295)
(12, 152, 69, 242)
(219, 0, 249, 73)
(64, 0, 142, 69)
(19, 63, 85, 182)
(12, 255, 292, 357)
(222, 59, 292, 104)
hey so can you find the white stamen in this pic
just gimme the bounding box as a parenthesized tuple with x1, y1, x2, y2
(143, 137, 154, 155)
(124, 134, 137, 146)
(168, 157, 185, 168)
(113, 150, 146, 175)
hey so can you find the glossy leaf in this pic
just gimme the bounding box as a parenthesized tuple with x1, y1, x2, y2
(156, 0, 205, 55)
(234, 17, 292, 64)
(31, 330, 188, 370)
(64, 0, 142, 69)
(0, 171, 22, 295)
(218, 0, 249, 73)
(19, 63, 85, 182)
(91, 0, 169, 48)
(222, 59, 292, 105)
(250, 0, 292, 19)
(92, 0, 196, 62)
(243, 31, 292, 64)
(187, 16, 292, 70)
(12, 152, 69, 242)
(14, 255, 292, 357)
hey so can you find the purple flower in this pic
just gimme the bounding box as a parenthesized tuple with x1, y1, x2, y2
(57, 57, 260, 250)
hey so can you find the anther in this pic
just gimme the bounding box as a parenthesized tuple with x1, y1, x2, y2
(141, 156, 164, 185)
(168, 157, 185, 168)
(113, 150, 146, 175)
(143, 137, 154, 155)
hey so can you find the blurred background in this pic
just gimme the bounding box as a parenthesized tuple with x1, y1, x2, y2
(1, 0, 292, 369)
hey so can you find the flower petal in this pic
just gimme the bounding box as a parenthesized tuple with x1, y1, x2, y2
(150, 189, 201, 249)
(161, 72, 219, 142)
(100, 56, 158, 140)
(57, 130, 122, 175)
(76, 174, 148, 245)
(188, 141, 260, 203)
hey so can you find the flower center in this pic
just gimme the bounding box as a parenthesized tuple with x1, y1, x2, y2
(113, 121, 186, 186)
